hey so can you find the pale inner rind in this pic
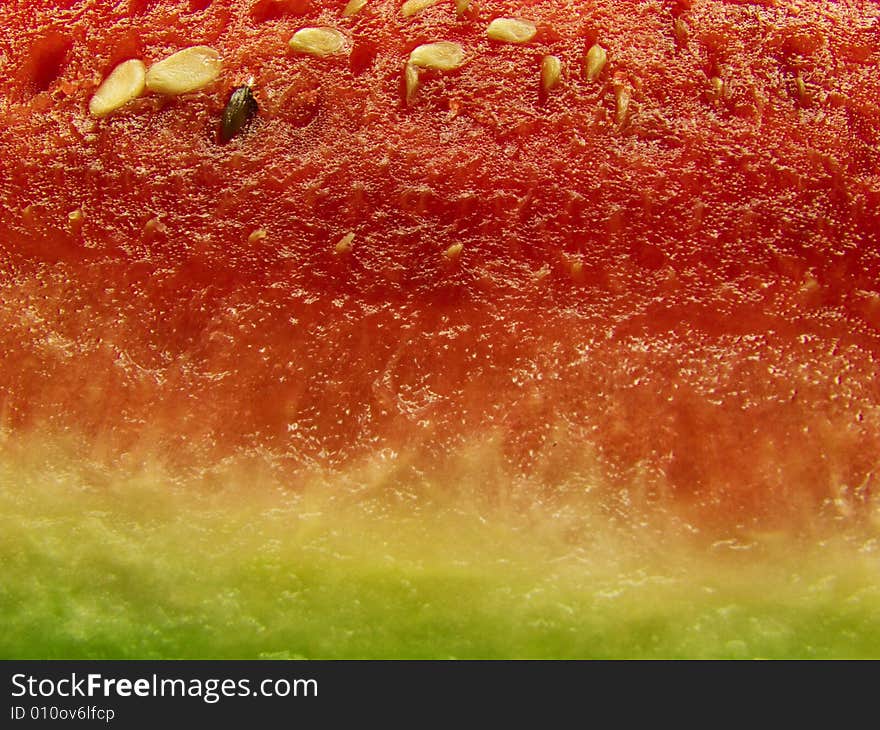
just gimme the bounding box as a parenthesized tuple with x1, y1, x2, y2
(89, 59, 146, 117)
(145, 46, 221, 95)
(289, 27, 348, 57)
(486, 18, 537, 44)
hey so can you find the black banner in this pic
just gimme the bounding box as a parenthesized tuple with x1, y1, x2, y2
(0, 660, 859, 725)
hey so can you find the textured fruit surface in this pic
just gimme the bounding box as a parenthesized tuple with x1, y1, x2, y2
(1, 0, 879, 658)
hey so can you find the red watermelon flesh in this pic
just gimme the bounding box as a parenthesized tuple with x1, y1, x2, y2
(1, 0, 879, 657)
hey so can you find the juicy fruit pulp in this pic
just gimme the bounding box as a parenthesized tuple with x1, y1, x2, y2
(1, 0, 879, 658)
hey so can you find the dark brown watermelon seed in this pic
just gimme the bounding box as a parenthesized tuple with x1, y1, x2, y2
(219, 84, 258, 143)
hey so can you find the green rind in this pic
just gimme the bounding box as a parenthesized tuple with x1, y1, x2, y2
(2, 439, 879, 659)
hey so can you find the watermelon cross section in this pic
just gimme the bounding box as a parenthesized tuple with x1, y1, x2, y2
(1, 0, 879, 658)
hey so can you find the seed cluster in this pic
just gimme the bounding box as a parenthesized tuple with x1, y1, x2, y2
(89, 59, 146, 117)
(486, 18, 537, 44)
(89, 0, 802, 146)
(585, 44, 608, 82)
(289, 27, 348, 57)
(409, 41, 466, 70)
(401, 0, 443, 17)
(343, 0, 368, 16)
(67, 4, 857, 272)
(335, 232, 356, 254)
(89, 45, 221, 118)
(88, 0, 622, 124)
(405, 40, 466, 103)
(145, 46, 221, 95)
(541, 55, 562, 93)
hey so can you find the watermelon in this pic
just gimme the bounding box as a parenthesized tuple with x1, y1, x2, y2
(1, 0, 879, 658)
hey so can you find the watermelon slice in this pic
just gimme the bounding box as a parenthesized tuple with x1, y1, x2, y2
(1, 0, 879, 658)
